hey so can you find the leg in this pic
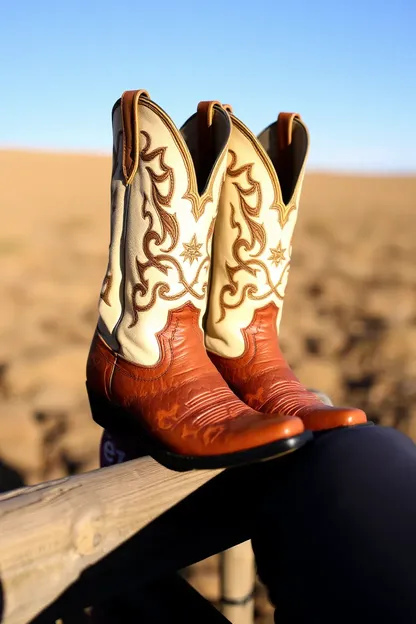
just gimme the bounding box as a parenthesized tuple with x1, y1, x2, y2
(91, 574, 230, 623)
(252, 424, 416, 622)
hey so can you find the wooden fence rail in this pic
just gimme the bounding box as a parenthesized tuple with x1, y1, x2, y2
(0, 457, 221, 624)
(0, 390, 332, 624)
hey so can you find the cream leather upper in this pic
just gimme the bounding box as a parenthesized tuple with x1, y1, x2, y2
(98, 95, 231, 365)
(205, 113, 309, 358)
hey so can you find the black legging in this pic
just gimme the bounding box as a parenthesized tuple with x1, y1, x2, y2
(34, 424, 416, 623)
(253, 423, 416, 622)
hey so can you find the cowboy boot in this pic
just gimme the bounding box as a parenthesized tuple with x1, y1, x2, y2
(97, 388, 334, 468)
(86, 91, 312, 471)
(203, 104, 367, 431)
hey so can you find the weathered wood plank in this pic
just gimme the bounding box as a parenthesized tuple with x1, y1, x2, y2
(0, 457, 221, 624)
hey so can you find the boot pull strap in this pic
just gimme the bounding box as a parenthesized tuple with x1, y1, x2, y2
(197, 100, 223, 127)
(277, 112, 301, 152)
(197, 99, 222, 152)
(196, 100, 223, 192)
(222, 103, 234, 113)
(121, 89, 150, 185)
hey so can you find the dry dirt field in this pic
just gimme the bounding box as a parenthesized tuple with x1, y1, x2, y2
(1, 149, 415, 620)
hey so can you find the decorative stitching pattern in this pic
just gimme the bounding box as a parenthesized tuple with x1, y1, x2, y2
(143, 99, 223, 223)
(268, 242, 286, 267)
(180, 234, 203, 265)
(129, 131, 214, 326)
(231, 116, 296, 228)
(217, 150, 290, 323)
(101, 274, 113, 306)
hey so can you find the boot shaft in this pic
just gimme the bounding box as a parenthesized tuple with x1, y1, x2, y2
(97, 91, 231, 365)
(205, 109, 309, 358)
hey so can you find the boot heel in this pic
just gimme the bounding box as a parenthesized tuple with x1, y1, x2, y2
(86, 383, 150, 458)
(86, 384, 117, 431)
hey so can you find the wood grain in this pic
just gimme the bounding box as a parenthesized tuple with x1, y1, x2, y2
(0, 458, 221, 624)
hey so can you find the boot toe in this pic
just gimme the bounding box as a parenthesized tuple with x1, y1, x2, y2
(198, 413, 306, 456)
(302, 407, 367, 432)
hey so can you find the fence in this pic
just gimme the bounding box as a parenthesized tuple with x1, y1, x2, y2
(0, 457, 255, 624)
(0, 390, 332, 624)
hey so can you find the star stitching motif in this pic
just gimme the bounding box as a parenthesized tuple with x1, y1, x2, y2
(268, 242, 286, 267)
(180, 234, 203, 265)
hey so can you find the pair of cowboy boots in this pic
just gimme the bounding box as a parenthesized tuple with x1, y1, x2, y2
(86, 90, 366, 471)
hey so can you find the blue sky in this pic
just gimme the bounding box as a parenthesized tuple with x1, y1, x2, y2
(1, 0, 415, 172)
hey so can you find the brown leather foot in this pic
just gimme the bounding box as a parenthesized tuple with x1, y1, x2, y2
(87, 303, 308, 469)
(209, 304, 367, 433)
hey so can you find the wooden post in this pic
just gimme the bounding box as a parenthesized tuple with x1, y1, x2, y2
(220, 541, 255, 624)
(0, 457, 221, 624)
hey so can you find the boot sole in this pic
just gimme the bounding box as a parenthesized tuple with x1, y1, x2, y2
(87, 384, 312, 472)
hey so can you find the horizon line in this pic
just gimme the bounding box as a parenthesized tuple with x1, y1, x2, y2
(1, 145, 415, 178)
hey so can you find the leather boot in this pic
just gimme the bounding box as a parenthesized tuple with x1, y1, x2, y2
(86, 92, 312, 471)
(203, 104, 367, 432)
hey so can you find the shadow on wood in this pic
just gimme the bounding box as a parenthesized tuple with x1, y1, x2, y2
(28, 462, 264, 623)
(0, 457, 221, 624)
(0, 390, 330, 623)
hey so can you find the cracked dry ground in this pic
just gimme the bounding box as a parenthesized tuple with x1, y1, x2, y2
(1, 150, 415, 622)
